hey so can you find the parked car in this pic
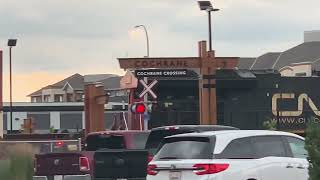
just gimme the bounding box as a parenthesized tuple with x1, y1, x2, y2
(33, 130, 150, 180)
(147, 130, 309, 180)
(145, 125, 239, 162)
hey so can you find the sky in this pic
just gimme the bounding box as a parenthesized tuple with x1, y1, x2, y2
(1, 0, 320, 102)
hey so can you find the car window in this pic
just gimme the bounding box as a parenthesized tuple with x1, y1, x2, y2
(129, 133, 150, 149)
(252, 136, 287, 158)
(145, 129, 194, 155)
(285, 136, 308, 159)
(85, 134, 125, 151)
(154, 137, 214, 160)
(217, 137, 254, 159)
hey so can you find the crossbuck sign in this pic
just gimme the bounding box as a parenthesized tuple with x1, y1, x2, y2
(139, 79, 158, 99)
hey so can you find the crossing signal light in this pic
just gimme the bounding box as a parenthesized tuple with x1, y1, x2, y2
(131, 103, 146, 114)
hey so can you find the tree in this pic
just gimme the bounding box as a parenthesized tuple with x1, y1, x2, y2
(305, 120, 320, 180)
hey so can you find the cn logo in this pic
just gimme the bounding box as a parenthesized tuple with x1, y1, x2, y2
(272, 93, 320, 117)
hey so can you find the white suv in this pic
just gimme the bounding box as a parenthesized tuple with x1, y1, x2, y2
(147, 130, 308, 180)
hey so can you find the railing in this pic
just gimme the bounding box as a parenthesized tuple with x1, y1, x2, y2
(0, 139, 81, 155)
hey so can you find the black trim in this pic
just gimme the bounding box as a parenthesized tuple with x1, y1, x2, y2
(3, 106, 84, 112)
(203, 75, 216, 79)
(203, 84, 216, 88)
(3, 106, 128, 112)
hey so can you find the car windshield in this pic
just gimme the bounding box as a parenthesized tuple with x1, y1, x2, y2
(145, 129, 195, 155)
(128, 132, 150, 149)
(85, 134, 125, 151)
(153, 136, 214, 160)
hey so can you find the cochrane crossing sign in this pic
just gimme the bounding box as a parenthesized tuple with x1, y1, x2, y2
(135, 69, 189, 78)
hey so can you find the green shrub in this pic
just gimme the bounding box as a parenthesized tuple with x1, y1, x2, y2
(0, 143, 34, 180)
(305, 121, 320, 180)
(263, 118, 277, 130)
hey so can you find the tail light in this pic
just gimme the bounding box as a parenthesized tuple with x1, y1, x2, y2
(147, 164, 158, 176)
(55, 141, 64, 148)
(193, 163, 229, 175)
(148, 154, 154, 163)
(79, 156, 90, 171)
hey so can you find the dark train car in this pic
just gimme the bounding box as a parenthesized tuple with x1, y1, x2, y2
(216, 69, 320, 133)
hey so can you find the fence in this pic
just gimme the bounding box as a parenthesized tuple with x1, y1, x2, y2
(0, 139, 81, 156)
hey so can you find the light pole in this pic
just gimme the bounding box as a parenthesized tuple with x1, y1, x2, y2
(198, 1, 219, 123)
(134, 25, 150, 131)
(198, 1, 220, 51)
(8, 39, 17, 132)
(134, 25, 150, 57)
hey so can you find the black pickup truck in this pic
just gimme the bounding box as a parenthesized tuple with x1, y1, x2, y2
(33, 130, 150, 180)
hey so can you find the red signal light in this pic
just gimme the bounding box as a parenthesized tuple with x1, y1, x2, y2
(136, 103, 146, 113)
(131, 103, 146, 114)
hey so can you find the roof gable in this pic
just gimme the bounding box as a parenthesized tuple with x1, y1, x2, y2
(274, 42, 320, 70)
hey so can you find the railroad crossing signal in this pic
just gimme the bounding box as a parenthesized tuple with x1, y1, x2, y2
(139, 79, 158, 99)
(131, 103, 146, 114)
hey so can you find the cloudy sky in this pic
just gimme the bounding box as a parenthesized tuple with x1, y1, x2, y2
(1, 0, 320, 101)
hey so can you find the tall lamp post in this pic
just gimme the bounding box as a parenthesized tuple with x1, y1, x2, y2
(198, 1, 219, 123)
(133, 25, 150, 130)
(134, 25, 150, 57)
(8, 39, 17, 132)
(198, 1, 219, 51)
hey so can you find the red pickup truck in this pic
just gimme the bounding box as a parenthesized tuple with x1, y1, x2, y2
(33, 130, 150, 180)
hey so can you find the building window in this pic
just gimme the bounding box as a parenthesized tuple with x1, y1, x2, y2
(295, 72, 307, 77)
(116, 91, 125, 96)
(27, 113, 50, 130)
(43, 95, 50, 102)
(60, 113, 83, 131)
(54, 95, 63, 102)
(67, 94, 73, 102)
(31, 96, 42, 103)
(75, 93, 84, 102)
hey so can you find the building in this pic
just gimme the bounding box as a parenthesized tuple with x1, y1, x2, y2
(28, 73, 124, 103)
(2, 73, 129, 134)
(16, 31, 320, 133)
(237, 31, 320, 77)
(216, 69, 320, 134)
(2, 101, 128, 134)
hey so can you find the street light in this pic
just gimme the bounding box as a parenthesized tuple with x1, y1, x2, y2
(134, 25, 150, 57)
(8, 39, 17, 132)
(198, 1, 220, 51)
(133, 25, 150, 131)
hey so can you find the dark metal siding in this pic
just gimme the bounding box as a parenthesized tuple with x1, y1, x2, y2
(27, 113, 50, 130)
(217, 71, 320, 131)
(60, 113, 83, 130)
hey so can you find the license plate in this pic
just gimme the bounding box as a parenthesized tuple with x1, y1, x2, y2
(54, 175, 63, 180)
(169, 171, 181, 180)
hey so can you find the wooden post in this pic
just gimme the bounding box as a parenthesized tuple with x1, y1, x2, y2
(84, 83, 106, 136)
(199, 41, 238, 125)
(0, 51, 3, 138)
